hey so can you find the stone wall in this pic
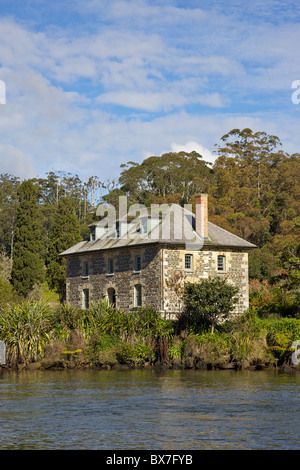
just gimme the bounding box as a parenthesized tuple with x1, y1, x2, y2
(66, 244, 163, 312)
(66, 244, 249, 320)
(162, 246, 249, 319)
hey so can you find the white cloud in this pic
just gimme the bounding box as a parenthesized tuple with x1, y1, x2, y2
(0, 1, 299, 184)
(0, 145, 36, 179)
(170, 141, 215, 163)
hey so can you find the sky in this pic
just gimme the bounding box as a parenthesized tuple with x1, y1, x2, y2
(0, 0, 300, 184)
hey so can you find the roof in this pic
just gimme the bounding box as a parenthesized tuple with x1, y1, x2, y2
(60, 205, 256, 256)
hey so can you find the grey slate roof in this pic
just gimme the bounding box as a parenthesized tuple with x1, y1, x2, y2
(60, 205, 256, 256)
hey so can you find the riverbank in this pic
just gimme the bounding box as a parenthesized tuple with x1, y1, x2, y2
(4, 359, 299, 374)
(2, 358, 300, 375)
(0, 301, 299, 372)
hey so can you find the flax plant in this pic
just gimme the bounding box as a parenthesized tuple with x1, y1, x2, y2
(0, 301, 51, 366)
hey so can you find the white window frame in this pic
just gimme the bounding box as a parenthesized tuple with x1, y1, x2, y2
(90, 227, 96, 241)
(185, 253, 193, 270)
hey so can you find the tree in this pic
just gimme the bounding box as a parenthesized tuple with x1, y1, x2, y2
(0, 173, 20, 257)
(46, 198, 82, 302)
(11, 180, 45, 297)
(211, 128, 300, 247)
(119, 151, 212, 205)
(182, 277, 239, 334)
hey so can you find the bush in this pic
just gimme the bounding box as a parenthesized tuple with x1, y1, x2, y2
(181, 332, 232, 368)
(264, 318, 300, 364)
(249, 279, 280, 315)
(0, 301, 51, 366)
(0, 277, 20, 306)
(181, 277, 239, 334)
(116, 342, 154, 365)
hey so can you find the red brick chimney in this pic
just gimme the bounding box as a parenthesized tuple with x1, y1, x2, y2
(194, 194, 208, 238)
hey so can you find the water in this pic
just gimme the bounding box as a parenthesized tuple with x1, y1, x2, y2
(0, 368, 299, 450)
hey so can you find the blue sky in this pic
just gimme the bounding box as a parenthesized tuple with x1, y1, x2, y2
(0, 0, 300, 184)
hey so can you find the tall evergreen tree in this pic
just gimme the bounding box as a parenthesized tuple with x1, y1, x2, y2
(11, 180, 45, 296)
(46, 197, 81, 302)
(0, 173, 20, 257)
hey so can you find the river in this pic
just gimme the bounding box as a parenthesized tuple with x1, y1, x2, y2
(0, 368, 299, 450)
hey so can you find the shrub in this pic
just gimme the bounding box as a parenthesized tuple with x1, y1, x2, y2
(182, 277, 239, 334)
(116, 341, 154, 365)
(0, 277, 20, 306)
(132, 306, 174, 340)
(0, 301, 51, 366)
(180, 332, 232, 368)
(249, 279, 280, 315)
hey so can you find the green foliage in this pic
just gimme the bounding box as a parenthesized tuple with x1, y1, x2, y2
(180, 332, 232, 368)
(119, 151, 212, 205)
(249, 278, 299, 318)
(116, 342, 154, 365)
(182, 277, 239, 334)
(46, 198, 82, 302)
(212, 129, 300, 248)
(49, 303, 87, 342)
(0, 301, 51, 366)
(131, 306, 174, 340)
(0, 173, 20, 255)
(249, 279, 281, 315)
(0, 277, 20, 306)
(10, 180, 45, 297)
(248, 246, 280, 280)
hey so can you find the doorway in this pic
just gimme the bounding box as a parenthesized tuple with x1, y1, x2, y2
(107, 287, 116, 306)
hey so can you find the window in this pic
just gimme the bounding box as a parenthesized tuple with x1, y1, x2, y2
(185, 254, 193, 270)
(108, 258, 114, 274)
(83, 262, 89, 277)
(217, 255, 226, 271)
(134, 284, 142, 307)
(135, 255, 141, 271)
(82, 289, 89, 309)
(90, 227, 96, 241)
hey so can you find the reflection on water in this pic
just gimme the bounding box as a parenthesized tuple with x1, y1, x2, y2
(0, 368, 299, 450)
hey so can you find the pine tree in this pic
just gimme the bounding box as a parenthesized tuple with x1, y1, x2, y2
(11, 180, 45, 296)
(46, 197, 82, 302)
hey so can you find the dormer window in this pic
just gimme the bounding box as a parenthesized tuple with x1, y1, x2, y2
(90, 226, 96, 241)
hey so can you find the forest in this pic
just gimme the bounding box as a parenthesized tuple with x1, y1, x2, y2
(0, 127, 299, 369)
(1, 127, 299, 311)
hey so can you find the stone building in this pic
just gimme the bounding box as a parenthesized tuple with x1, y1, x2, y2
(60, 194, 256, 319)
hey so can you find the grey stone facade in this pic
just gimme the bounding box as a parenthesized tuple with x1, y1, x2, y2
(66, 245, 163, 312)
